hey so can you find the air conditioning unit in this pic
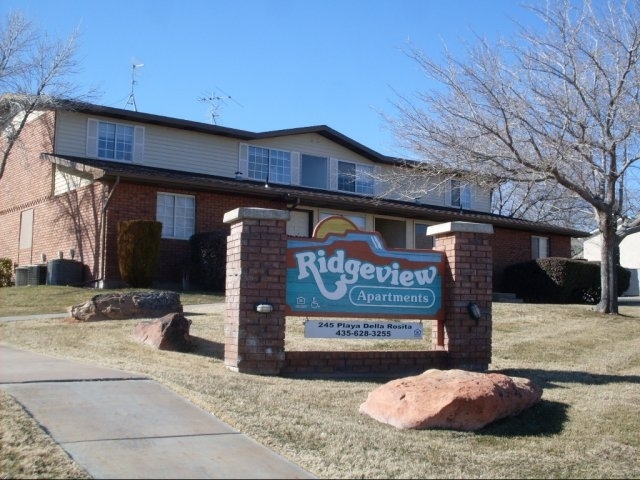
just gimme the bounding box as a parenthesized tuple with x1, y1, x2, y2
(15, 266, 29, 286)
(47, 259, 83, 286)
(27, 265, 47, 285)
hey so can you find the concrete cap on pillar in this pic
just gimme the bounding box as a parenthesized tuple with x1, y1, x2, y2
(426, 221, 494, 236)
(223, 207, 290, 224)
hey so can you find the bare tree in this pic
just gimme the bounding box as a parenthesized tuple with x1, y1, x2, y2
(492, 181, 595, 230)
(0, 10, 85, 181)
(388, 0, 640, 314)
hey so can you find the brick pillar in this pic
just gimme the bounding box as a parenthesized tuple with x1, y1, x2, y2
(223, 207, 290, 375)
(427, 221, 493, 371)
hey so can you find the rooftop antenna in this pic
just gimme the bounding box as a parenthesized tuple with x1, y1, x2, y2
(198, 87, 242, 125)
(125, 61, 144, 111)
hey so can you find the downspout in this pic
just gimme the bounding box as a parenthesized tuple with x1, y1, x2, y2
(98, 176, 120, 288)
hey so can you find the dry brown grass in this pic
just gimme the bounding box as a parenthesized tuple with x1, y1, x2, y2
(0, 287, 639, 479)
(0, 390, 90, 479)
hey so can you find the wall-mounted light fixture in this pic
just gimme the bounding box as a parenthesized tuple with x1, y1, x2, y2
(234, 171, 243, 180)
(467, 302, 482, 321)
(255, 302, 274, 314)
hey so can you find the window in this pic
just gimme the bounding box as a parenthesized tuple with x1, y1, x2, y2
(99, 122, 133, 160)
(87, 119, 143, 162)
(156, 193, 195, 240)
(532, 236, 549, 259)
(248, 146, 291, 184)
(451, 180, 471, 209)
(337, 161, 374, 195)
(414, 223, 435, 250)
(19, 209, 34, 249)
(375, 218, 406, 248)
(300, 154, 328, 189)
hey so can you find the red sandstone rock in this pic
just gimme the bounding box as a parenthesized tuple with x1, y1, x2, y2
(359, 369, 542, 431)
(133, 313, 193, 352)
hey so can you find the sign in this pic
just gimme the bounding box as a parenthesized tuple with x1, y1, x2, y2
(286, 222, 444, 320)
(304, 320, 424, 340)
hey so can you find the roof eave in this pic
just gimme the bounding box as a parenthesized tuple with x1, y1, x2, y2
(45, 154, 589, 238)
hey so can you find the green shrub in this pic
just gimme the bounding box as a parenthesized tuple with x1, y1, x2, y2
(618, 265, 632, 294)
(503, 257, 629, 304)
(117, 220, 162, 288)
(189, 230, 228, 292)
(0, 258, 13, 287)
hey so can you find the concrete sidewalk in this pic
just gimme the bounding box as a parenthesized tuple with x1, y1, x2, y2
(0, 344, 314, 479)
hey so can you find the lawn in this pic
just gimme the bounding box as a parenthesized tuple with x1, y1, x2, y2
(1, 286, 639, 478)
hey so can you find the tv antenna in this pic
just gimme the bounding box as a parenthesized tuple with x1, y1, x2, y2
(125, 61, 144, 111)
(197, 87, 242, 125)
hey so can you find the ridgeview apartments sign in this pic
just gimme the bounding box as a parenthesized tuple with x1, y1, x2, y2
(285, 218, 444, 321)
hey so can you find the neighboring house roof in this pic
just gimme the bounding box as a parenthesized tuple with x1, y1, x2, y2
(45, 153, 590, 238)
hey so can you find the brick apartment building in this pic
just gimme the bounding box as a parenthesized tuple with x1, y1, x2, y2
(0, 98, 588, 291)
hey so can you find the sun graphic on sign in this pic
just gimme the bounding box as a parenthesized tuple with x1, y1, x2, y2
(312, 216, 359, 239)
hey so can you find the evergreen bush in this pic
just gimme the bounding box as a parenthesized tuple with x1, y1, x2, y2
(189, 230, 228, 292)
(0, 258, 13, 287)
(503, 257, 630, 304)
(117, 220, 162, 287)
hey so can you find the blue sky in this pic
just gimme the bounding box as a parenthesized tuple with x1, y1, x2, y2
(2, 0, 534, 157)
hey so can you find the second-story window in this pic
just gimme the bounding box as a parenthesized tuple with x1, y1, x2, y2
(248, 146, 291, 184)
(87, 118, 144, 163)
(98, 122, 134, 161)
(337, 161, 374, 195)
(300, 154, 328, 189)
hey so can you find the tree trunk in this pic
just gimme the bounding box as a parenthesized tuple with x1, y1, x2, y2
(597, 212, 619, 314)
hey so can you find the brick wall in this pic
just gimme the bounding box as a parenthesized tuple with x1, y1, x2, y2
(102, 183, 284, 286)
(491, 227, 572, 290)
(490, 228, 571, 292)
(0, 111, 103, 281)
(281, 351, 450, 377)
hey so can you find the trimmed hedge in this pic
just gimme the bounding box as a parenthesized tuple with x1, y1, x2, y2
(503, 257, 631, 304)
(117, 220, 162, 288)
(189, 230, 228, 292)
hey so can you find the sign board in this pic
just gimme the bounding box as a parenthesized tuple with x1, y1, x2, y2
(286, 218, 444, 320)
(304, 320, 424, 340)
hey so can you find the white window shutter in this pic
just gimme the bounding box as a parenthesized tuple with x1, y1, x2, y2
(329, 158, 338, 190)
(238, 143, 249, 178)
(290, 152, 300, 185)
(462, 183, 472, 209)
(447, 179, 454, 206)
(373, 166, 383, 196)
(133, 126, 145, 163)
(86, 119, 98, 157)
